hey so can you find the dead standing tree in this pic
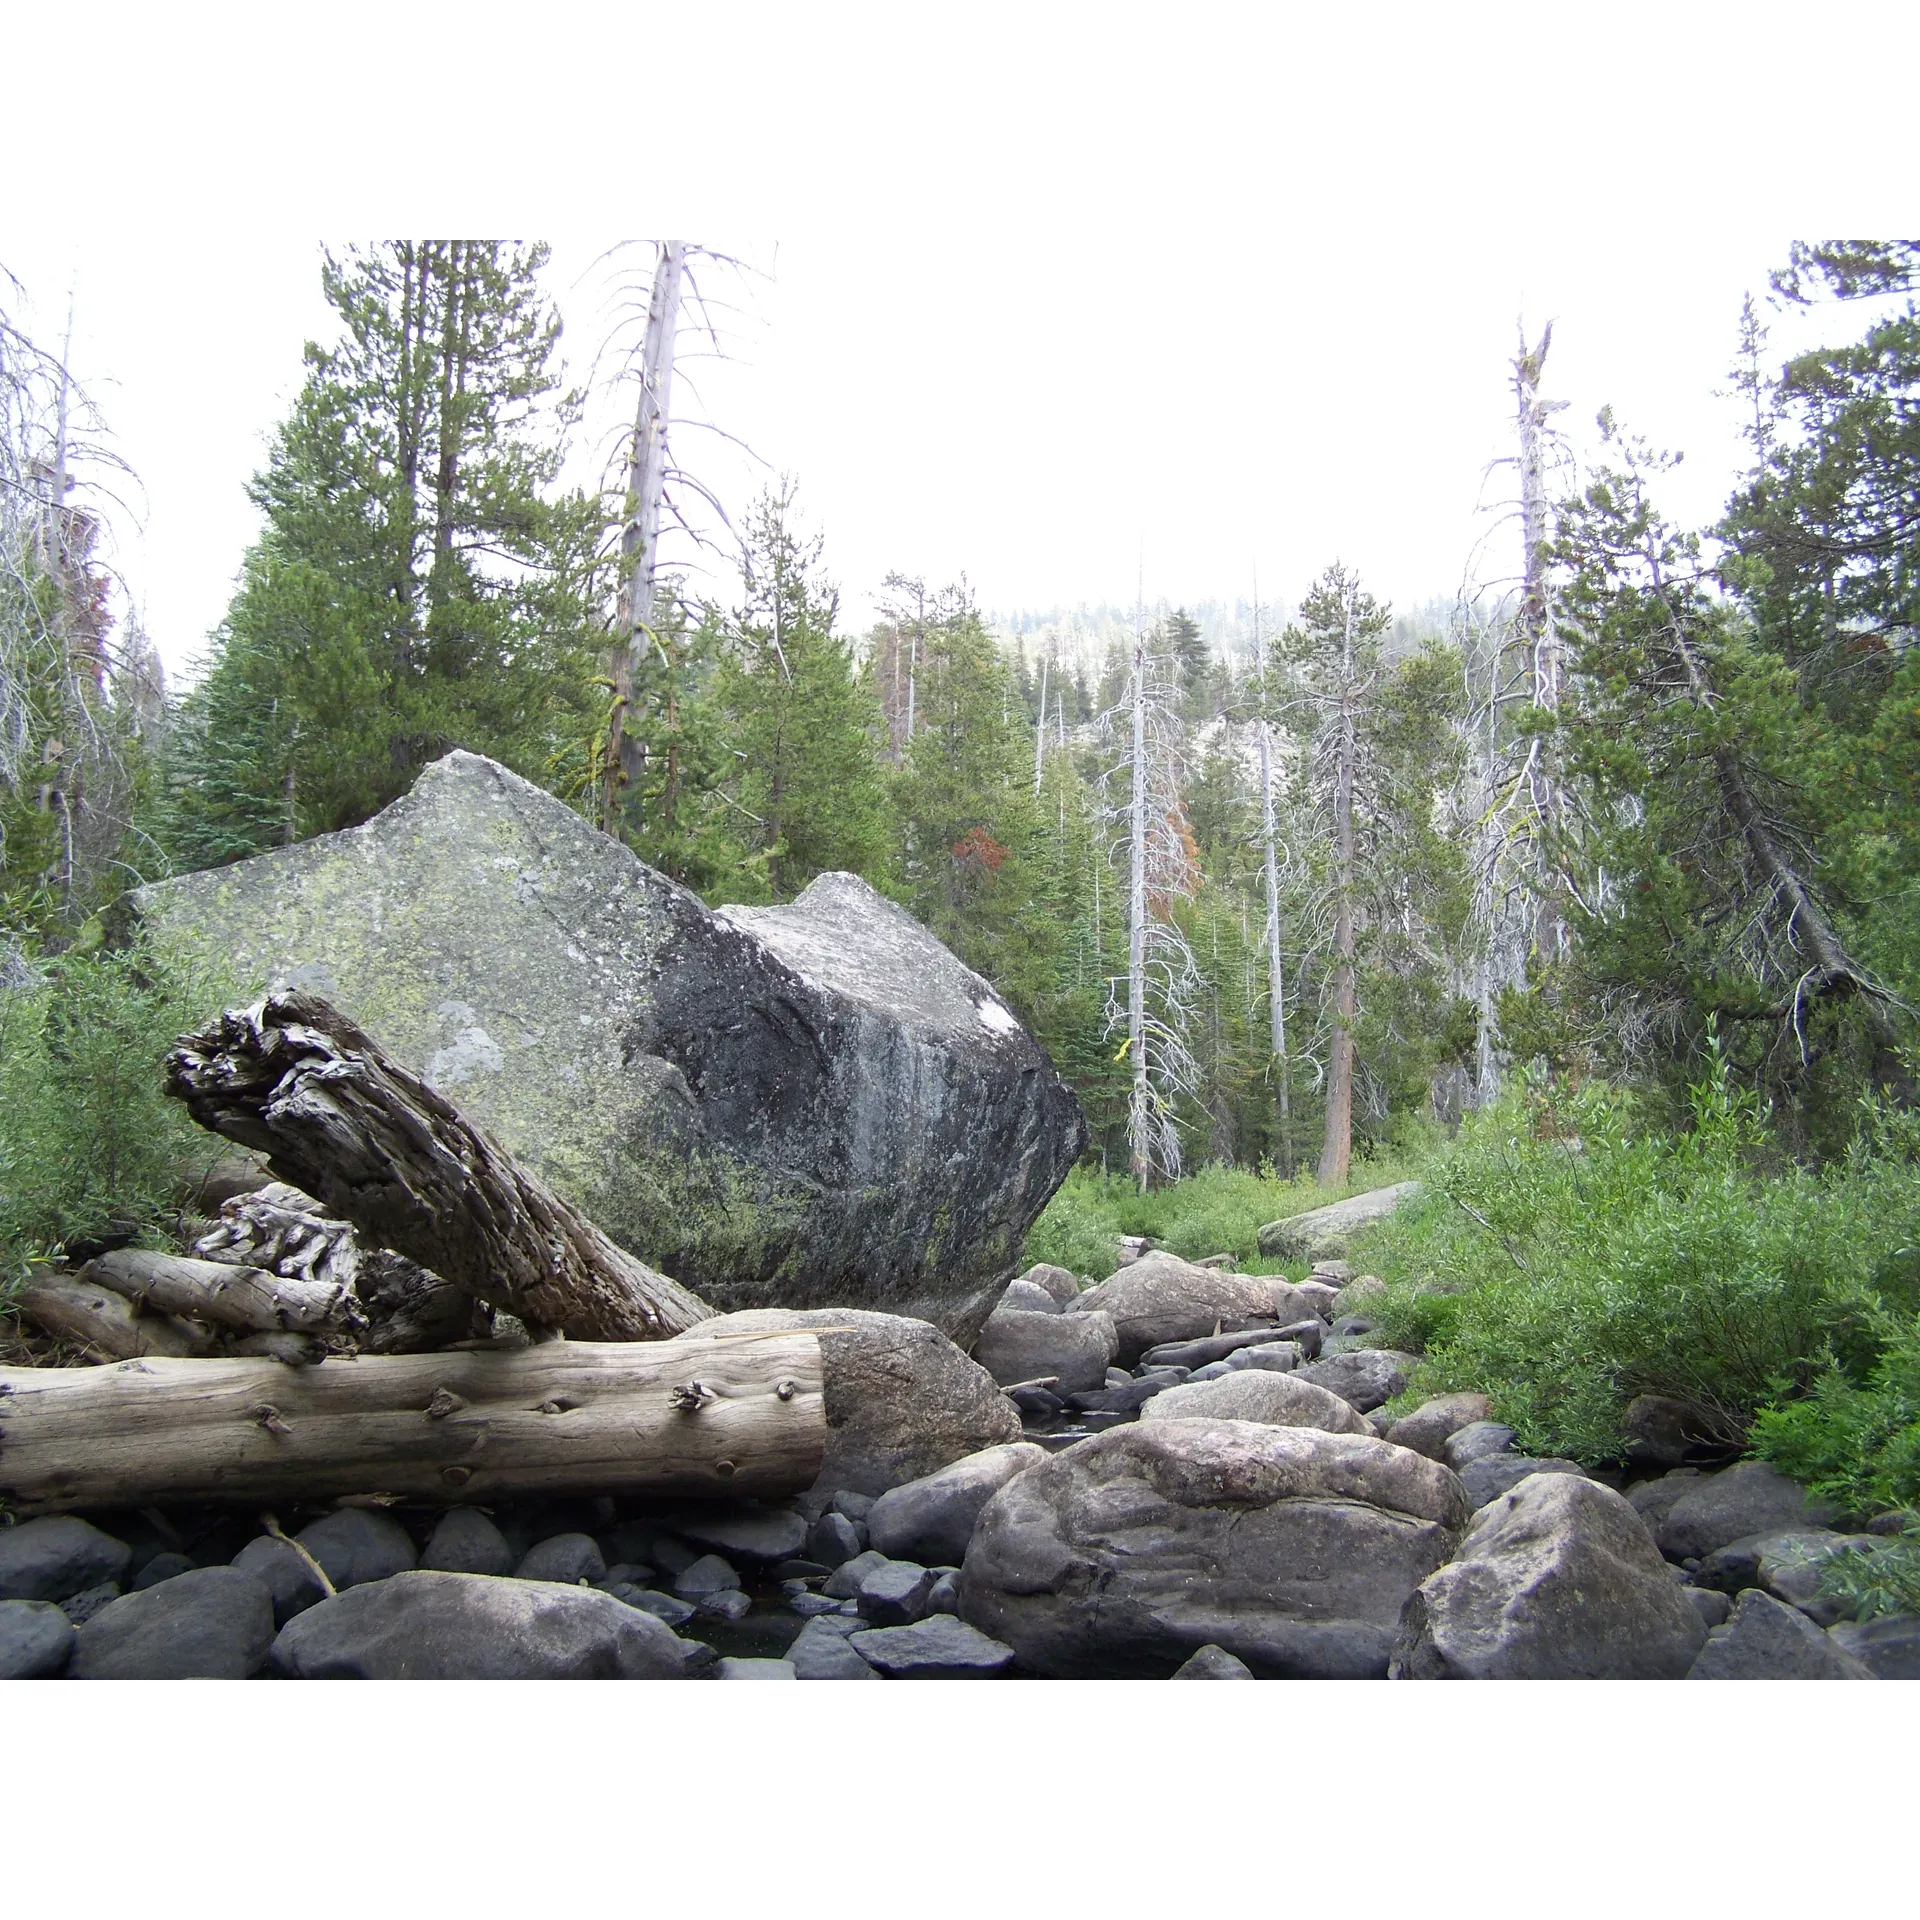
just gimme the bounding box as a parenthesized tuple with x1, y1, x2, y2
(1103, 600, 1204, 1189)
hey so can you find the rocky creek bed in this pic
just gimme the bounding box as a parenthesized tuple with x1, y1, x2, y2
(5, 1248, 1913, 1681)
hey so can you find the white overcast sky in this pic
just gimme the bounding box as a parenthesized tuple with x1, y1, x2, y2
(5, 3, 1916, 678)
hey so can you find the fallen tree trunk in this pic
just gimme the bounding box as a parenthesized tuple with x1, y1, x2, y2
(84, 1249, 354, 1336)
(0, 1334, 825, 1513)
(166, 992, 713, 1342)
(15, 1273, 209, 1362)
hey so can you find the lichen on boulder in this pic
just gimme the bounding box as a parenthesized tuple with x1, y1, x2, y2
(127, 751, 1086, 1338)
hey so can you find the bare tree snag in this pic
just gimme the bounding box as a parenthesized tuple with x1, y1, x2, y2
(0, 1334, 825, 1513)
(165, 993, 713, 1342)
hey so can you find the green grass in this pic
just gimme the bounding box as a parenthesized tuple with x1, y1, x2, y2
(1023, 1148, 1431, 1283)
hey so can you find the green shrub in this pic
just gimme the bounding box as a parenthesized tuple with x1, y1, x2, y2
(1363, 1053, 1919, 1463)
(0, 938, 237, 1286)
(1749, 1312, 1920, 1518)
(1816, 1528, 1920, 1623)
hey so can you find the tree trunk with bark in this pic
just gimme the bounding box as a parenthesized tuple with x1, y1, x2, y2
(164, 993, 713, 1343)
(0, 1334, 825, 1513)
(1318, 593, 1359, 1188)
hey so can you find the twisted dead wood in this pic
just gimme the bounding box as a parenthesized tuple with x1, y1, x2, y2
(165, 992, 713, 1342)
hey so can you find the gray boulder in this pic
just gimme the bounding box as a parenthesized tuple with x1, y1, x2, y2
(1017, 1263, 1082, 1308)
(855, 1559, 938, 1626)
(867, 1442, 1046, 1567)
(673, 1554, 741, 1597)
(0, 1599, 76, 1678)
(422, 1508, 515, 1577)
(1067, 1252, 1285, 1365)
(295, 1509, 417, 1590)
(1221, 1343, 1302, 1376)
(1625, 1468, 1704, 1537)
(673, 1508, 809, 1567)
(1139, 1370, 1373, 1436)
(0, 1515, 131, 1603)
(1829, 1613, 1920, 1679)
(667, 1308, 1021, 1496)
(958, 1419, 1467, 1678)
(715, 1657, 796, 1679)
(1172, 1643, 1255, 1679)
(128, 751, 1084, 1339)
(822, 1549, 889, 1600)
(973, 1306, 1118, 1395)
(1444, 1422, 1518, 1471)
(806, 1511, 866, 1568)
(516, 1533, 607, 1586)
(1688, 1589, 1875, 1679)
(1460, 1455, 1587, 1511)
(788, 1613, 881, 1679)
(1295, 1350, 1415, 1415)
(72, 1567, 276, 1679)
(850, 1615, 1017, 1677)
(1659, 1462, 1839, 1562)
(1391, 1473, 1707, 1679)
(1141, 1327, 1301, 1371)
(998, 1279, 1063, 1314)
(231, 1535, 330, 1626)
(270, 1570, 715, 1678)
(1385, 1393, 1494, 1461)
(1255, 1182, 1421, 1260)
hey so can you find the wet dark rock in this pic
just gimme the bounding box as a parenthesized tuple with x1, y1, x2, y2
(855, 1559, 937, 1626)
(822, 1549, 889, 1599)
(807, 1511, 867, 1568)
(619, 1589, 696, 1628)
(295, 1509, 417, 1591)
(789, 1613, 881, 1679)
(231, 1535, 329, 1626)
(423, 1508, 515, 1577)
(1010, 1385, 1065, 1420)
(1687, 1587, 1732, 1629)
(1688, 1589, 1874, 1679)
(72, 1567, 276, 1679)
(850, 1615, 1016, 1677)
(60, 1582, 123, 1625)
(130, 752, 1086, 1338)
(675, 1508, 810, 1567)
(696, 1588, 754, 1622)
(867, 1442, 1046, 1568)
(130, 1552, 196, 1592)
(269, 1570, 715, 1678)
(673, 1553, 742, 1597)
(0, 1599, 75, 1678)
(516, 1533, 607, 1586)
(1459, 1455, 1586, 1511)
(1172, 1643, 1254, 1679)
(0, 1515, 132, 1603)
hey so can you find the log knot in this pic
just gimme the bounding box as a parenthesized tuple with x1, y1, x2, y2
(424, 1387, 467, 1420)
(669, 1379, 719, 1414)
(249, 1402, 292, 1438)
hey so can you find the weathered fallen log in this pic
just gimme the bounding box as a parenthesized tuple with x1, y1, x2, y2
(84, 1248, 354, 1335)
(14, 1272, 209, 1361)
(192, 1183, 487, 1354)
(166, 992, 713, 1342)
(0, 1334, 825, 1512)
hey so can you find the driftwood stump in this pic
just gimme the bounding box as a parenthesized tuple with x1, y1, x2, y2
(166, 993, 712, 1343)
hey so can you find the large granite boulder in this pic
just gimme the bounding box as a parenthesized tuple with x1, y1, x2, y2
(128, 752, 1085, 1339)
(1137, 1369, 1374, 1436)
(957, 1420, 1467, 1677)
(1255, 1183, 1421, 1261)
(1390, 1473, 1708, 1679)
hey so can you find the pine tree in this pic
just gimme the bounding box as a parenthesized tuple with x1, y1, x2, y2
(164, 243, 604, 865)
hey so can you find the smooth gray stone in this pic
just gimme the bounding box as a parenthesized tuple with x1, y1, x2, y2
(0, 1516, 132, 1603)
(850, 1615, 1017, 1677)
(1172, 1643, 1255, 1678)
(673, 1553, 742, 1596)
(294, 1509, 417, 1590)
(715, 1657, 796, 1679)
(515, 1533, 607, 1586)
(423, 1509, 515, 1577)
(72, 1567, 276, 1679)
(0, 1599, 76, 1678)
(1689, 1590, 1875, 1679)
